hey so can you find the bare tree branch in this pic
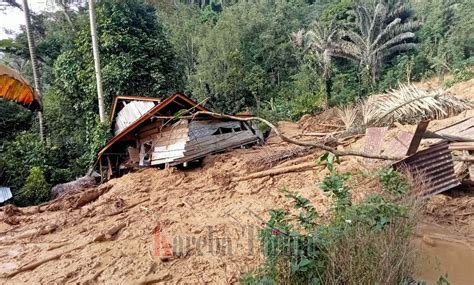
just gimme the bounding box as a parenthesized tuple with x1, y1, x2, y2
(0, 0, 22, 11)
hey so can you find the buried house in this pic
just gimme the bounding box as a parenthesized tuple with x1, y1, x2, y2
(97, 93, 262, 178)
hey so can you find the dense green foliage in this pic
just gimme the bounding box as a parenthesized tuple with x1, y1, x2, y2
(242, 163, 417, 284)
(0, 100, 32, 147)
(0, 133, 71, 196)
(0, 0, 473, 205)
(17, 167, 50, 206)
(188, 1, 308, 113)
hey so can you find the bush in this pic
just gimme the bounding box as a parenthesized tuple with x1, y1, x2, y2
(444, 67, 474, 87)
(243, 161, 419, 284)
(0, 133, 74, 204)
(16, 167, 50, 206)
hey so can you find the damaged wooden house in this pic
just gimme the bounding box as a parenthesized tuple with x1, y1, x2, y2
(97, 93, 262, 177)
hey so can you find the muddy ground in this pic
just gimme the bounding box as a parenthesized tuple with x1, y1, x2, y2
(1, 79, 474, 284)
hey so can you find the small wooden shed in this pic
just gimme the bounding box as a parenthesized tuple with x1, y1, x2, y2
(98, 93, 262, 177)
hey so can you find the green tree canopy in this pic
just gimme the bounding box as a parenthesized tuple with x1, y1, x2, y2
(188, 0, 309, 113)
(53, 0, 181, 117)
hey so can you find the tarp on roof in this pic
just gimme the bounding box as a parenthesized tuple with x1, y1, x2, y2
(0, 64, 41, 111)
(0, 187, 13, 203)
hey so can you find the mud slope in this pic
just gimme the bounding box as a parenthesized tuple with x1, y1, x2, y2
(1, 78, 474, 284)
(0, 143, 344, 284)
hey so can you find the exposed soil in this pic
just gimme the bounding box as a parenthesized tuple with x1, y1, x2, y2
(0, 146, 338, 284)
(1, 79, 474, 284)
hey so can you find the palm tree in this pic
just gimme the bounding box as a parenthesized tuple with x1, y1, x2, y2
(291, 20, 340, 101)
(337, 3, 420, 84)
(22, 0, 44, 140)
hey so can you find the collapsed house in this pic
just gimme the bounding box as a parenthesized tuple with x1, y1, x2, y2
(97, 93, 262, 178)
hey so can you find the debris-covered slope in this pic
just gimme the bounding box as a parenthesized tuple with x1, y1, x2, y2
(1, 79, 474, 284)
(0, 142, 342, 284)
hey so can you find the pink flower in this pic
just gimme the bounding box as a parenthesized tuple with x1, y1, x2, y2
(271, 229, 281, 235)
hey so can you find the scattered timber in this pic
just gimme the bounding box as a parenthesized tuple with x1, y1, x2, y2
(233, 161, 323, 182)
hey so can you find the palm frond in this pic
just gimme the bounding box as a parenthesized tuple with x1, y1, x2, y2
(382, 43, 417, 58)
(336, 3, 419, 82)
(388, 3, 409, 20)
(371, 18, 401, 48)
(390, 21, 421, 35)
(340, 30, 366, 50)
(364, 84, 472, 126)
(375, 32, 416, 53)
(329, 46, 360, 62)
(361, 96, 380, 125)
(336, 103, 360, 131)
(290, 30, 305, 48)
(368, 4, 387, 43)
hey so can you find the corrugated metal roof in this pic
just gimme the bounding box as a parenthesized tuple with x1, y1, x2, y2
(0, 187, 12, 203)
(393, 141, 460, 197)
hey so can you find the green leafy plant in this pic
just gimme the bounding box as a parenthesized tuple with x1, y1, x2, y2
(379, 167, 410, 196)
(245, 168, 419, 284)
(317, 152, 339, 172)
(1, 133, 74, 202)
(320, 172, 352, 212)
(282, 187, 318, 230)
(436, 274, 451, 285)
(17, 167, 50, 206)
(444, 67, 474, 87)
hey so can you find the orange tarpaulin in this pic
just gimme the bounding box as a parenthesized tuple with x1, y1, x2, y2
(0, 64, 41, 111)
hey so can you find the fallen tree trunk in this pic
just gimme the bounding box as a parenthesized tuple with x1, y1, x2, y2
(51, 175, 97, 198)
(233, 161, 321, 182)
(45, 185, 112, 211)
(73, 187, 106, 208)
(104, 198, 150, 217)
(93, 223, 126, 242)
(15, 224, 57, 240)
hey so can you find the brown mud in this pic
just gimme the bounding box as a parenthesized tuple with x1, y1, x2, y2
(0, 78, 473, 284)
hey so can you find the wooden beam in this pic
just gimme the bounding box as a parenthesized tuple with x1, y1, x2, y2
(449, 142, 474, 151)
(107, 156, 113, 180)
(406, 120, 429, 155)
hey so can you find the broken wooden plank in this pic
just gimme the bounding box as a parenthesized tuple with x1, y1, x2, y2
(128, 147, 140, 164)
(435, 117, 474, 137)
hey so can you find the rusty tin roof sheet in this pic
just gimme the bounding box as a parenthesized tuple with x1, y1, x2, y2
(393, 141, 460, 196)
